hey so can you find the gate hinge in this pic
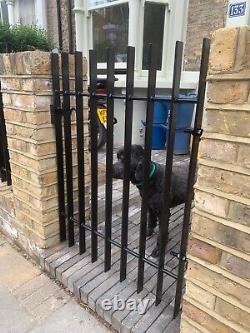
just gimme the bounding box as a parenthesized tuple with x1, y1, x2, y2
(170, 251, 187, 262)
(184, 128, 203, 137)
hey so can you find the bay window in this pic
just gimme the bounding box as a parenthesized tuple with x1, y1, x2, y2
(92, 2, 129, 63)
(77, 0, 190, 81)
(19, 0, 35, 25)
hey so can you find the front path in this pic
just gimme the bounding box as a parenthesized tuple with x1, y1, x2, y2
(0, 233, 111, 333)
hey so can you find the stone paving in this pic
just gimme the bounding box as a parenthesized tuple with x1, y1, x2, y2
(37, 148, 187, 332)
(0, 233, 112, 333)
(1, 148, 186, 332)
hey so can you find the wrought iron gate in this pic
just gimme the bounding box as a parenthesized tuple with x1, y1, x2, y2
(50, 39, 210, 317)
(0, 82, 11, 185)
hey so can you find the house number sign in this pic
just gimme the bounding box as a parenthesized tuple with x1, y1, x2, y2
(228, 2, 247, 17)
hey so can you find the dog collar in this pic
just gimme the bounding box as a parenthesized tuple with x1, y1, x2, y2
(135, 163, 157, 188)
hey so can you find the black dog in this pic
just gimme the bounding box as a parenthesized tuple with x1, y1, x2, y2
(113, 144, 189, 257)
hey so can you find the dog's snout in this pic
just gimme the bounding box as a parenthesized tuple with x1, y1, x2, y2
(113, 162, 124, 179)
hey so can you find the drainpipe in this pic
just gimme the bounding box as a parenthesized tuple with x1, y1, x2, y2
(6, 0, 15, 25)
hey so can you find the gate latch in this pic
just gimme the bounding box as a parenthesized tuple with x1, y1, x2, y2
(170, 251, 187, 262)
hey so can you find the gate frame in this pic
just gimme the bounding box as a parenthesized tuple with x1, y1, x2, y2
(0, 82, 11, 186)
(50, 38, 210, 317)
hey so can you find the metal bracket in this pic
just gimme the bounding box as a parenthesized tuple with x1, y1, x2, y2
(170, 251, 187, 262)
(184, 127, 203, 137)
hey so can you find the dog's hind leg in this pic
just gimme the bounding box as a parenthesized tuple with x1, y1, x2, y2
(146, 209, 157, 237)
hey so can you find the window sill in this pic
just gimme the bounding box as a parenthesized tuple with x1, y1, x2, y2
(114, 71, 200, 90)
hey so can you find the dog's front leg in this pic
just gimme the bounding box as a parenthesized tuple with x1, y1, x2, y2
(147, 209, 157, 237)
(150, 209, 170, 258)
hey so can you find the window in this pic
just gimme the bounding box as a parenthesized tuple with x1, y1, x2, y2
(142, 2, 166, 70)
(81, 0, 189, 75)
(19, 0, 35, 25)
(88, 0, 118, 7)
(0, 1, 8, 24)
(92, 3, 129, 63)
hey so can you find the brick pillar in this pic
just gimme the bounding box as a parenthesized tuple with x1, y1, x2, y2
(0, 51, 90, 257)
(181, 27, 250, 333)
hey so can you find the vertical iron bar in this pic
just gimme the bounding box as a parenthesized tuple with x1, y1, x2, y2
(51, 53, 66, 241)
(75, 51, 86, 254)
(61, 52, 74, 246)
(0, 85, 11, 185)
(67, 0, 74, 53)
(89, 50, 98, 262)
(137, 44, 157, 292)
(104, 48, 115, 272)
(173, 38, 210, 317)
(156, 41, 184, 305)
(120, 46, 135, 281)
(56, 0, 63, 51)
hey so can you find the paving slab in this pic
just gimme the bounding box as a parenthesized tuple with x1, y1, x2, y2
(0, 284, 35, 333)
(12, 274, 49, 301)
(28, 301, 111, 333)
(0, 242, 40, 291)
(0, 234, 111, 333)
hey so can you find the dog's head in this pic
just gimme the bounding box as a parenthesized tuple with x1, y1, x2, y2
(113, 144, 146, 184)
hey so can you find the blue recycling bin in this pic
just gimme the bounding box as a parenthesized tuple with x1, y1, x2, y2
(145, 93, 196, 153)
(151, 124, 167, 150)
(150, 100, 170, 149)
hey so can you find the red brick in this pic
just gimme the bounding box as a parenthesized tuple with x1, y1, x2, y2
(183, 300, 238, 333)
(189, 238, 222, 264)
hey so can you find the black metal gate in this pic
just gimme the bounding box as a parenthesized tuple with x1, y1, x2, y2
(50, 39, 210, 317)
(0, 82, 11, 185)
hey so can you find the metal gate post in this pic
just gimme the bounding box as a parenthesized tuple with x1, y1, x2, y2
(173, 38, 210, 318)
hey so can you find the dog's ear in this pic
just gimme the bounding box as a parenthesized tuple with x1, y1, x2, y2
(117, 148, 124, 161)
(135, 160, 145, 182)
(134, 145, 145, 159)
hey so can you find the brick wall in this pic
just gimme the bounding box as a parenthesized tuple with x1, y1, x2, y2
(181, 26, 250, 333)
(0, 51, 90, 258)
(184, 0, 229, 71)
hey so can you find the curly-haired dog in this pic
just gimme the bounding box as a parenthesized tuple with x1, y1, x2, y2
(113, 144, 189, 257)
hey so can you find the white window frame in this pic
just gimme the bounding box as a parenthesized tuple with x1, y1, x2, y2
(87, 0, 129, 70)
(137, 0, 189, 78)
(87, 0, 128, 11)
(77, 0, 197, 87)
(137, 0, 171, 78)
(85, 0, 189, 72)
(0, 0, 9, 24)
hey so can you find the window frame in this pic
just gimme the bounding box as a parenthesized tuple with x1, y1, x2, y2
(137, 0, 171, 77)
(88, 0, 129, 69)
(87, 0, 128, 11)
(0, 1, 9, 24)
(84, 0, 189, 77)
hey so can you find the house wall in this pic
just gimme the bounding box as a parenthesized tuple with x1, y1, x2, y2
(181, 26, 250, 333)
(184, 0, 229, 71)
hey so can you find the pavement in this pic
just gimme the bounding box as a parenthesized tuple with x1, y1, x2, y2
(0, 233, 112, 333)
